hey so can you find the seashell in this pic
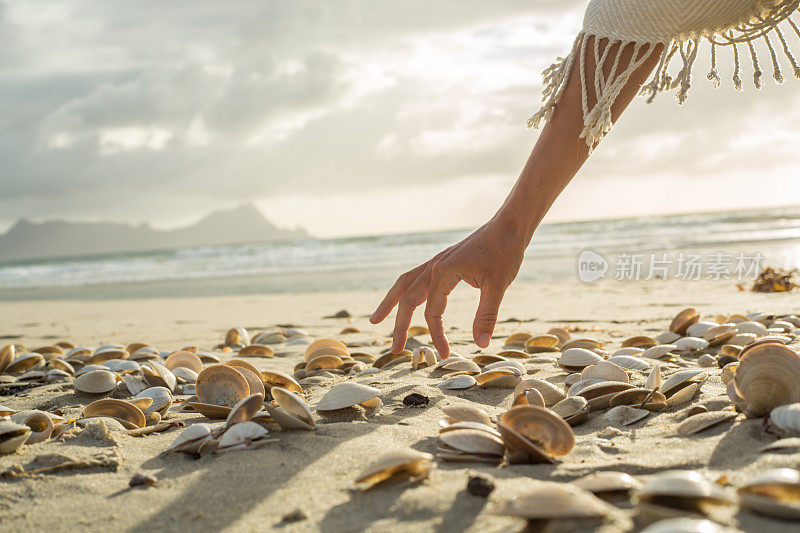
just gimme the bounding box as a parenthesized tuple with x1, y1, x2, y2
(89, 348, 129, 364)
(187, 402, 231, 419)
(0, 420, 31, 454)
(613, 348, 646, 357)
(759, 334, 791, 344)
(575, 381, 636, 410)
(74, 369, 117, 394)
(380, 352, 412, 370)
(558, 348, 603, 372)
(601, 405, 650, 426)
(195, 352, 220, 364)
(735, 321, 768, 336)
(355, 449, 433, 488)
(130, 347, 160, 361)
(661, 369, 707, 398)
(172, 367, 199, 384)
(19, 411, 54, 444)
(372, 351, 405, 369)
(483, 360, 525, 374)
(655, 331, 682, 344)
(665, 383, 700, 407)
(0, 404, 16, 416)
(438, 428, 505, 461)
(496, 348, 530, 359)
(702, 324, 736, 346)
(609, 388, 667, 409)
(635, 470, 735, 522)
(759, 437, 800, 454)
(225, 393, 265, 428)
(547, 327, 571, 346)
(551, 396, 590, 426)
(133, 387, 174, 415)
(573, 471, 643, 498)
(0, 344, 15, 372)
(196, 365, 250, 407)
(142, 361, 177, 392)
(101, 359, 140, 374)
(674, 337, 709, 352)
(47, 358, 74, 375)
(225, 327, 250, 347)
(411, 346, 437, 370)
(164, 351, 204, 373)
(504, 332, 533, 347)
(726, 333, 756, 347)
(83, 399, 146, 429)
(677, 411, 737, 435)
(253, 331, 286, 344)
(515, 378, 566, 406)
(564, 373, 582, 386)
(168, 423, 212, 453)
(498, 405, 575, 463)
(768, 403, 800, 438)
(561, 338, 602, 351)
(686, 321, 718, 338)
(123, 375, 149, 396)
(267, 387, 315, 430)
(622, 336, 658, 349)
(670, 308, 700, 335)
(639, 518, 740, 533)
(734, 342, 800, 416)
(513, 388, 546, 407)
(472, 354, 508, 367)
(492, 483, 612, 521)
(737, 468, 800, 520)
(305, 338, 347, 361)
(646, 363, 662, 391)
(525, 334, 560, 353)
(441, 405, 492, 426)
(720, 362, 738, 385)
(438, 421, 501, 438)
(229, 366, 265, 397)
(581, 361, 628, 383)
(476, 370, 519, 389)
(315, 382, 380, 411)
(74, 363, 108, 377)
(239, 344, 275, 358)
(261, 370, 303, 394)
(218, 421, 270, 451)
(5, 353, 45, 374)
(350, 352, 375, 364)
(642, 345, 677, 359)
(438, 375, 477, 390)
(697, 354, 717, 368)
(769, 320, 794, 332)
(306, 354, 344, 372)
(442, 359, 481, 374)
(608, 355, 650, 371)
(567, 378, 605, 396)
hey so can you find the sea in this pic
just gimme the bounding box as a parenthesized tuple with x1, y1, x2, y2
(0, 206, 798, 300)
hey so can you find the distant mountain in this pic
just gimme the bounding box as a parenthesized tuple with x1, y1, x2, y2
(0, 203, 311, 261)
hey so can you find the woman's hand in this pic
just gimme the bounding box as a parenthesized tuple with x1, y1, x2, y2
(369, 216, 527, 358)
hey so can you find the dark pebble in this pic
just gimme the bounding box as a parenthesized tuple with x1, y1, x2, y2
(402, 393, 430, 407)
(467, 475, 495, 497)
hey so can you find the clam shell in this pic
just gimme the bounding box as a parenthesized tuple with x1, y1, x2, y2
(355, 449, 433, 487)
(0, 344, 15, 372)
(515, 378, 566, 406)
(737, 468, 800, 520)
(727, 333, 757, 347)
(513, 388, 545, 407)
(441, 359, 481, 374)
(315, 382, 380, 411)
(123, 375, 149, 396)
(89, 348, 129, 364)
(261, 370, 303, 394)
(438, 421, 501, 438)
(472, 354, 508, 367)
(697, 354, 717, 368)
(142, 361, 177, 392)
(573, 471, 643, 496)
(0, 420, 32, 454)
(734, 342, 800, 417)
(504, 332, 533, 347)
(608, 355, 650, 371)
(495, 349, 530, 359)
(164, 350, 204, 374)
(306, 354, 344, 372)
(187, 402, 231, 419)
(101, 359, 140, 374)
(439, 428, 505, 457)
(239, 344, 275, 357)
(558, 348, 603, 371)
(609, 388, 666, 408)
(677, 411, 737, 435)
(271, 386, 314, 429)
(581, 361, 628, 382)
(133, 387, 174, 415)
(499, 405, 575, 457)
(622, 336, 658, 349)
(759, 437, 800, 454)
(438, 375, 477, 390)
(670, 308, 700, 335)
(661, 369, 706, 398)
(440, 405, 492, 426)
(666, 383, 700, 407)
(639, 518, 738, 533)
(74, 369, 117, 394)
(768, 403, 800, 437)
(196, 365, 250, 407)
(18, 411, 54, 444)
(602, 405, 649, 426)
(169, 423, 213, 453)
(225, 393, 265, 428)
(686, 321, 718, 338)
(736, 321, 768, 336)
(635, 470, 735, 522)
(476, 370, 520, 388)
(83, 398, 146, 429)
(253, 331, 287, 344)
(411, 346, 438, 370)
(492, 483, 612, 520)
(304, 338, 347, 361)
(642, 345, 677, 359)
(483, 360, 525, 373)
(562, 338, 602, 351)
(547, 327, 571, 346)
(48, 358, 75, 374)
(218, 421, 269, 450)
(551, 396, 590, 425)
(225, 327, 250, 346)
(674, 337, 709, 352)
(172, 367, 199, 384)
(655, 331, 682, 344)
(6, 353, 45, 374)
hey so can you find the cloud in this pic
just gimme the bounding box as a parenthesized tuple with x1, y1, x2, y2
(0, 0, 798, 237)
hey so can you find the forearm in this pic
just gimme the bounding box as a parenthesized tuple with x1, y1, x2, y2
(493, 38, 664, 245)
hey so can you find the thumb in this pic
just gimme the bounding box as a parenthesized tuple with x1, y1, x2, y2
(473, 283, 505, 348)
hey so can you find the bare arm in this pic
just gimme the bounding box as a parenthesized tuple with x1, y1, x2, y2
(370, 38, 665, 357)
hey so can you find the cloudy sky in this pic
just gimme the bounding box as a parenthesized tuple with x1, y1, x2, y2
(1, 0, 799, 238)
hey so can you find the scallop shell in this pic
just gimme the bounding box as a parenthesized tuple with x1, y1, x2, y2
(164, 350, 204, 374)
(734, 342, 800, 417)
(677, 410, 737, 435)
(0, 420, 32, 454)
(355, 449, 433, 487)
(515, 378, 566, 406)
(74, 369, 117, 394)
(438, 375, 477, 390)
(83, 398, 146, 429)
(499, 405, 575, 460)
(492, 483, 612, 520)
(581, 361, 628, 383)
(440, 404, 492, 426)
(670, 308, 700, 335)
(133, 387, 174, 415)
(315, 382, 380, 411)
(768, 403, 800, 437)
(737, 468, 800, 520)
(196, 365, 250, 407)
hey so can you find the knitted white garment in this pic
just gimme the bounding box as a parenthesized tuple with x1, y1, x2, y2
(529, 0, 800, 149)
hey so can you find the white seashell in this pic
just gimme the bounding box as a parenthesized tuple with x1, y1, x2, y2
(172, 367, 199, 384)
(613, 347, 646, 357)
(601, 405, 649, 426)
(641, 345, 677, 359)
(483, 360, 525, 374)
(123, 375, 149, 396)
(567, 378, 606, 397)
(218, 421, 268, 451)
(607, 355, 651, 371)
(492, 483, 611, 520)
(564, 373, 582, 386)
(355, 449, 433, 487)
(654, 331, 682, 344)
(134, 387, 174, 415)
(168, 423, 212, 453)
(438, 375, 477, 390)
(759, 438, 800, 454)
(74, 369, 117, 394)
(439, 428, 505, 457)
(440, 405, 492, 426)
(581, 361, 628, 383)
(697, 354, 717, 368)
(735, 321, 768, 336)
(639, 518, 738, 533)
(737, 468, 800, 520)
(661, 369, 706, 397)
(315, 382, 381, 411)
(558, 348, 603, 371)
(517, 378, 567, 406)
(768, 403, 800, 438)
(268, 386, 315, 430)
(686, 321, 719, 338)
(0, 420, 32, 454)
(674, 337, 709, 352)
(677, 411, 737, 435)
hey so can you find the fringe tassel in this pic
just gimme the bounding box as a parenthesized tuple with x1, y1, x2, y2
(527, 5, 800, 150)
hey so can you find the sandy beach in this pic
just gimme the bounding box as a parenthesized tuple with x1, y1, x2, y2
(1, 279, 799, 532)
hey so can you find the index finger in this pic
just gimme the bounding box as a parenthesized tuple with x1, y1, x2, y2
(424, 271, 459, 359)
(370, 262, 427, 324)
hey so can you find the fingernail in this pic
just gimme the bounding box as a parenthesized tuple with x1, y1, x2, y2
(478, 333, 491, 346)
